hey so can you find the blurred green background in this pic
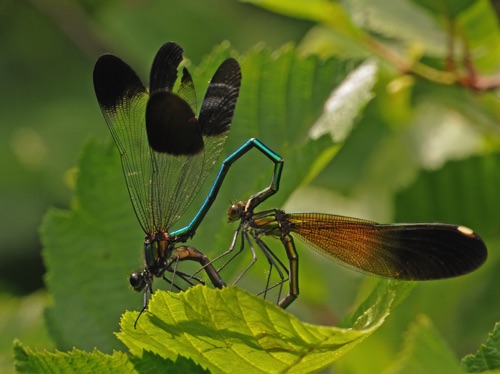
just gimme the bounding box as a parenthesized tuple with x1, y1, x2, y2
(2, 0, 499, 373)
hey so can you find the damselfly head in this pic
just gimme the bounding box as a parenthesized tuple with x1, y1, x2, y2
(227, 201, 246, 222)
(129, 269, 150, 292)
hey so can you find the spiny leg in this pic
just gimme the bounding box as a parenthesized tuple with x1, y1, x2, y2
(162, 262, 206, 291)
(134, 282, 153, 329)
(231, 231, 258, 285)
(192, 224, 244, 278)
(253, 235, 288, 303)
(277, 233, 299, 309)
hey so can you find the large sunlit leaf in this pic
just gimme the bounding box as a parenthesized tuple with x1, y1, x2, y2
(15, 282, 413, 373)
(117, 283, 409, 373)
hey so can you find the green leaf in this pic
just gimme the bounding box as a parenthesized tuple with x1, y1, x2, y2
(341, 280, 415, 328)
(243, 0, 363, 40)
(386, 315, 465, 374)
(456, 0, 500, 73)
(40, 139, 141, 353)
(299, 25, 371, 59)
(117, 283, 408, 373)
(13, 340, 134, 374)
(344, 0, 448, 56)
(411, 0, 476, 20)
(0, 291, 53, 373)
(13, 340, 209, 374)
(462, 322, 500, 372)
(311, 94, 392, 193)
(130, 351, 210, 374)
(309, 59, 377, 142)
(410, 0, 500, 73)
(15, 281, 413, 373)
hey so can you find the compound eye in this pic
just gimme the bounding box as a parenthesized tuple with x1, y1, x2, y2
(227, 204, 241, 222)
(129, 273, 145, 291)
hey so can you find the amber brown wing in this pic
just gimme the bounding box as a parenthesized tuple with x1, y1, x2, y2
(285, 213, 487, 280)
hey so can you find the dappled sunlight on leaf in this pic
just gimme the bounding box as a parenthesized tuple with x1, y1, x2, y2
(117, 283, 410, 373)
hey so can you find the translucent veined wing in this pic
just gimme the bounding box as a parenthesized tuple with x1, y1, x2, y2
(93, 42, 204, 233)
(146, 50, 241, 231)
(286, 213, 487, 279)
(145, 43, 202, 232)
(93, 53, 155, 234)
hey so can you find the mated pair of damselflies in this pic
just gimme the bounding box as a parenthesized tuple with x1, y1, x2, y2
(211, 148, 487, 309)
(93, 42, 282, 325)
(94, 42, 487, 322)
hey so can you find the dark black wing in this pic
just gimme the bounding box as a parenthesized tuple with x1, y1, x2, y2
(146, 42, 203, 155)
(196, 58, 242, 203)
